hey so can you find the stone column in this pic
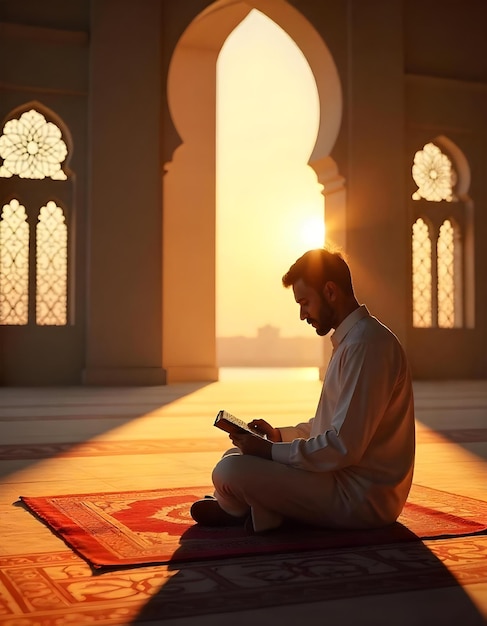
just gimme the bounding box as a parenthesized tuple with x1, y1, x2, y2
(84, 0, 166, 385)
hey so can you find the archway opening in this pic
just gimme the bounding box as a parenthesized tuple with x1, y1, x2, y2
(216, 9, 325, 375)
(164, 0, 343, 382)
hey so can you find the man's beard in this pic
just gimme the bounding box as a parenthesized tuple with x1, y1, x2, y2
(313, 295, 335, 336)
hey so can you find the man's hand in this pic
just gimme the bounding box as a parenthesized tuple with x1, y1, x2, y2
(230, 432, 273, 459)
(247, 419, 282, 442)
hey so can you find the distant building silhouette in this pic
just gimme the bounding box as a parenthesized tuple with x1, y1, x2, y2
(217, 325, 326, 367)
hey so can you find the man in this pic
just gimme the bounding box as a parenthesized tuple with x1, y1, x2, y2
(191, 248, 415, 533)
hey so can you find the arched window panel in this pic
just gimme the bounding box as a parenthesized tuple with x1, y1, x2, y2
(437, 220, 455, 328)
(437, 218, 463, 329)
(0, 109, 68, 180)
(412, 217, 432, 328)
(36, 201, 68, 326)
(412, 142, 457, 202)
(0, 199, 29, 325)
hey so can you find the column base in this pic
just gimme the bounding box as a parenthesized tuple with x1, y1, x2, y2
(82, 367, 167, 386)
(164, 365, 219, 383)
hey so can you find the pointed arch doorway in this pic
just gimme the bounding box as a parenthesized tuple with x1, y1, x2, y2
(163, 0, 344, 383)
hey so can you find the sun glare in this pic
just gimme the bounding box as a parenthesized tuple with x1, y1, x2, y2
(300, 214, 325, 249)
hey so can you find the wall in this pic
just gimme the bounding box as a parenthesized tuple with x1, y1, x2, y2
(404, 0, 487, 378)
(1, 0, 486, 384)
(0, 1, 89, 384)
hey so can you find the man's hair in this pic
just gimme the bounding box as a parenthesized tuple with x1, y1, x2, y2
(282, 248, 354, 295)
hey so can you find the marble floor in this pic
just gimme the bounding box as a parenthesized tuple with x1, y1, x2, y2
(0, 370, 486, 625)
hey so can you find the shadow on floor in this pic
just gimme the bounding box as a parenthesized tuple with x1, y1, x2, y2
(0, 382, 211, 479)
(133, 537, 486, 624)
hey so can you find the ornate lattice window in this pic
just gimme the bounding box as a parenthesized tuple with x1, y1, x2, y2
(412, 142, 456, 202)
(36, 202, 68, 325)
(411, 139, 470, 329)
(437, 219, 455, 328)
(0, 106, 71, 327)
(0, 200, 29, 325)
(412, 218, 432, 328)
(0, 109, 68, 180)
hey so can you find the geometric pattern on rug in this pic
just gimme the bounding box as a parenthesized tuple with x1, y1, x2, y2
(0, 537, 486, 624)
(19, 484, 487, 570)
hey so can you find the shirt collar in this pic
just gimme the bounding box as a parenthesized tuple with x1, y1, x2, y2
(330, 304, 370, 350)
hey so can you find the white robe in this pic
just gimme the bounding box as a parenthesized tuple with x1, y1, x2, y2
(213, 306, 416, 532)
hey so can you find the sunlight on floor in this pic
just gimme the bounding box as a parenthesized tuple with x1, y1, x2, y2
(219, 367, 321, 381)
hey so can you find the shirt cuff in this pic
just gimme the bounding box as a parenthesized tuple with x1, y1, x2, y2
(271, 441, 293, 465)
(278, 426, 300, 442)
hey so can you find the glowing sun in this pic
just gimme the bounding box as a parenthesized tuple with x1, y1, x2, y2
(299, 214, 325, 249)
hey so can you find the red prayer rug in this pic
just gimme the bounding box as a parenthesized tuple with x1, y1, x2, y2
(19, 484, 487, 570)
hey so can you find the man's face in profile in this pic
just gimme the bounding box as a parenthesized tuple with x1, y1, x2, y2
(292, 278, 335, 336)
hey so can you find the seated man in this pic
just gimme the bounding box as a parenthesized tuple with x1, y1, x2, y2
(191, 248, 415, 533)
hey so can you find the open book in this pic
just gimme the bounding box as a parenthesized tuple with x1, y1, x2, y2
(214, 410, 266, 438)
